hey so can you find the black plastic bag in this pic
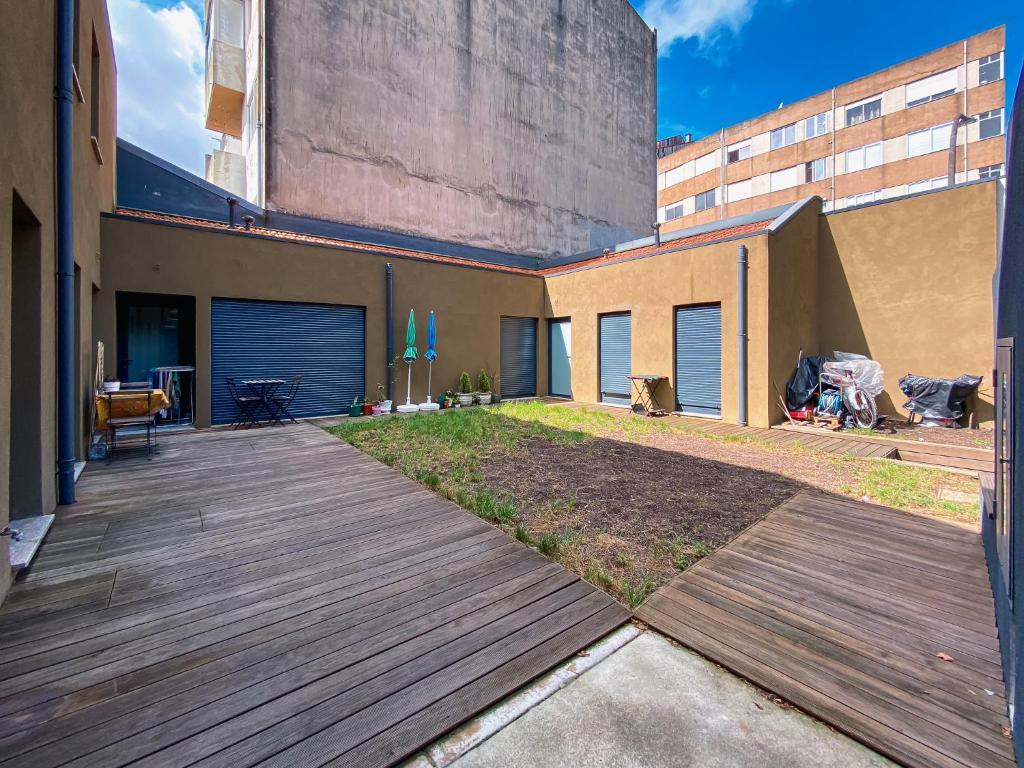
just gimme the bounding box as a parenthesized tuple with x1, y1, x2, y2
(786, 355, 834, 410)
(898, 373, 983, 421)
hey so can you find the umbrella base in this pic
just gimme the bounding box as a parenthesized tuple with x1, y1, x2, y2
(418, 402, 440, 411)
(396, 404, 420, 414)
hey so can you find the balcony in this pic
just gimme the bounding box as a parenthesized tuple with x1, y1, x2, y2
(205, 146, 245, 196)
(204, 37, 244, 137)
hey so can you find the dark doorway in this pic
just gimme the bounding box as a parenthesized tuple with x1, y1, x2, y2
(9, 193, 44, 517)
(116, 292, 196, 384)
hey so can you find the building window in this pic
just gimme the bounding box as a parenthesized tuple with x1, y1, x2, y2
(979, 109, 1004, 140)
(805, 113, 828, 139)
(849, 190, 882, 206)
(770, 123, 796, 150)
(845, 97, 882, 127)
(907, 177, 948, 194)
(906, 69, 957, 108)
(979, 52, 1003, 85)
(90, 32, 100, 141)
(845, 142, 883, 173)
(727, 143, 751, 163)
(770, 166, 800, 192)
(665, 203, 684, 222)
(979, 164, 1003, 180)
(805, 157, 827, 183)
(657, 172, 667, 191)
(694, 189, 716, 213)
(694, 152, 717, 176)
(907, 123, 952, 158)
(727, 179, 752, 202)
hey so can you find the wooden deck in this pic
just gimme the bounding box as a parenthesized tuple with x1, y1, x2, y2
(0, 424, 628, 768)
(638, 491, 1014, 768)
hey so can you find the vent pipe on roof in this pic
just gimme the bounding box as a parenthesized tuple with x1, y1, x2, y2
(226, 197, 238, 227)
(652, 222, 662, 247)
(737, 244, 749, 427)
(385, 263, 394, 402)
(685, 133, 692, 143)
(56, 0, 76, 504)
(242, 215, 255, 230)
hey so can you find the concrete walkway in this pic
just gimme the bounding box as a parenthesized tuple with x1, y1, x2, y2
(442, 630, 895, 768)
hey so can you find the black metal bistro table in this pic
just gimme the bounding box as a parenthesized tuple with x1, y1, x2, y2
(242, 378, 286, 425)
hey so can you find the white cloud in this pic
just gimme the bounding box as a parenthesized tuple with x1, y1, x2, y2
(109, 0, 215, 176)
(638, 0, 757, 58)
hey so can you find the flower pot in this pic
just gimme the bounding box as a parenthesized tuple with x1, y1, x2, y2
(457, 394, 474, 407)
(371, 405, 382, 416)
(362, 402, 374, 416)
(348, 404, 362, 417)
(477, 392, 492, 405)
(380, 400, 392, 413)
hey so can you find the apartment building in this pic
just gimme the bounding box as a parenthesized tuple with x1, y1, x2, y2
(657, 27, 1006, 232)
(202, 0, 656, 259)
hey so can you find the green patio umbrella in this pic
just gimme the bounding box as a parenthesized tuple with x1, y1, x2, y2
(398, 309, 419, 412)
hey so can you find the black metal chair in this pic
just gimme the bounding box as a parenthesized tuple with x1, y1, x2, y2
(271, 375, 302, 424)
(226, 377, 261, 429)
(105, 391, 156, 461)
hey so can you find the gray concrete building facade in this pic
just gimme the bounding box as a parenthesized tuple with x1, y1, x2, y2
(205, 0, 657, 259)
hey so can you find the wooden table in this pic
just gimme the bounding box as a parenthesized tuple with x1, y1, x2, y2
(628, 374, 668, 416)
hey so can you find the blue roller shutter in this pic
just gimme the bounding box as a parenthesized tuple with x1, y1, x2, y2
(599, 313, 631, 406)
(500, 317, 537, 398)
(211, 298, 365, 423)
(675, 304, 722, 416)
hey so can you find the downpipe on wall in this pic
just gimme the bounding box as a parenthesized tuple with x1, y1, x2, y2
(737, 244, 748, 427)
(56, 0, 76, 505)
(385, 263, 394, 401)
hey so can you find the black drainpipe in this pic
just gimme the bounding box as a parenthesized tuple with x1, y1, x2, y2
(737, 244, 749, 427)
(56, 0, 76, 505)
(385, 263, 394, 401)
(652, 221, 661, 247)
(226, 197, 238, 227)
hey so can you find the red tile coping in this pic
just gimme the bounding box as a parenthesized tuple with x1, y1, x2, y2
(113, 208, 771, 276)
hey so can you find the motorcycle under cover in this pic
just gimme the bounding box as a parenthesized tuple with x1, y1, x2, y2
(786, 355, 835, 410)
(898, 374, 983, 419)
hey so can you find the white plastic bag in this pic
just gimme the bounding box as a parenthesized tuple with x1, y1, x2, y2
(824, 352, 885, 397)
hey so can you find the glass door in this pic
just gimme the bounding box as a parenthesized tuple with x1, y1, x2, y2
(996, 338, 1014, 602)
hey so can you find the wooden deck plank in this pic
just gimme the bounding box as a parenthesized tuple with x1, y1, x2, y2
(638, 491, 1015, 768)
(0, 423, 629, 768)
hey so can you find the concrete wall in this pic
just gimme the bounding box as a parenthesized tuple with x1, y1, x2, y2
(0, 0, 116, 601)
(818, 181, 998, 422)
(544, 235, 773, 426)
(263, 0, 656, 260)
(96, 216, 547, 427)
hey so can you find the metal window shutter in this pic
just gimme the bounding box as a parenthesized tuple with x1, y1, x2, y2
(500, 317, 537, 398)
(599, 313, 631, 405)
(211, 298, 365, 423)
(675, 305, 722, 416)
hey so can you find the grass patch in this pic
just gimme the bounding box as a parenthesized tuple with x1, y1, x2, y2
(853, 462, 979, 523)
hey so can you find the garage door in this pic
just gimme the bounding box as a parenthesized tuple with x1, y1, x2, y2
(500, 317, 537, 398)
(599, 313, 631, 406)
(675, 304, 721, 416)
(211, 298, 365, 423)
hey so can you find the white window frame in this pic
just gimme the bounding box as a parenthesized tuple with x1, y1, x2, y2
(694, 188, 716, 213)
(770, 123, 796, 150)
(849, 190, 882, 206)
(845, 142, 883, 173)
(727, 178, 752, 202)
(805, 113, 828, 139)
(906, 69, 958, 108)
(845, 96, 882, 127)
(979, 52, 1003, 85)
(979, 109, 1004, 140)
(907, 176, 948, 194)
(906, 123, 952, 159)
(805, 157, 826, 183)
(727, 143, 752, 163)
(979, 164, 1003, 180)
(665, 203, 684, 222)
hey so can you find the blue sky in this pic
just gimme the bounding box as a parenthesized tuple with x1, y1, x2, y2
(111, 0, 1020, 176)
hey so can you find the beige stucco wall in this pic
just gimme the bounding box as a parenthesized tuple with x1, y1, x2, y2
(544, 235, 773, 426)
(818, 181, 998, 423)
(0, 0, 115, 601)
(95, 217, 546, 427)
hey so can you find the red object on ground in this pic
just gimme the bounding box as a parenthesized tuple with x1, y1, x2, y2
(362, 402, 374, 416)
(789, 406, 814, 421)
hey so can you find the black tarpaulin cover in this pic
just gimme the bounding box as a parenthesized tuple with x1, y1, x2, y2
(786, 355, 834, 410)
(898, 373, 983, 420)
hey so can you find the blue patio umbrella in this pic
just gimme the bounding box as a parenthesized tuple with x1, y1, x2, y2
(423, 311, 437, 403)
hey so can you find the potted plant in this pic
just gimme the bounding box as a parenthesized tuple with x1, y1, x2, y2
(348, 395, 362, 417)
(476, 368, 492, 405)
(102, 375, 121, 393)
(377, 383, 392, 414)
(442, 389, 456, 409)
(361, 399, 374, 416)
(457, 372, 474, 406)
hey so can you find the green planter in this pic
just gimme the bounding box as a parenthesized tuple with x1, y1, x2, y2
(348, 403, 363, 417)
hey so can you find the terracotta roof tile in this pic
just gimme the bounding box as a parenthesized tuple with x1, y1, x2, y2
(538, 219, 772, 275)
